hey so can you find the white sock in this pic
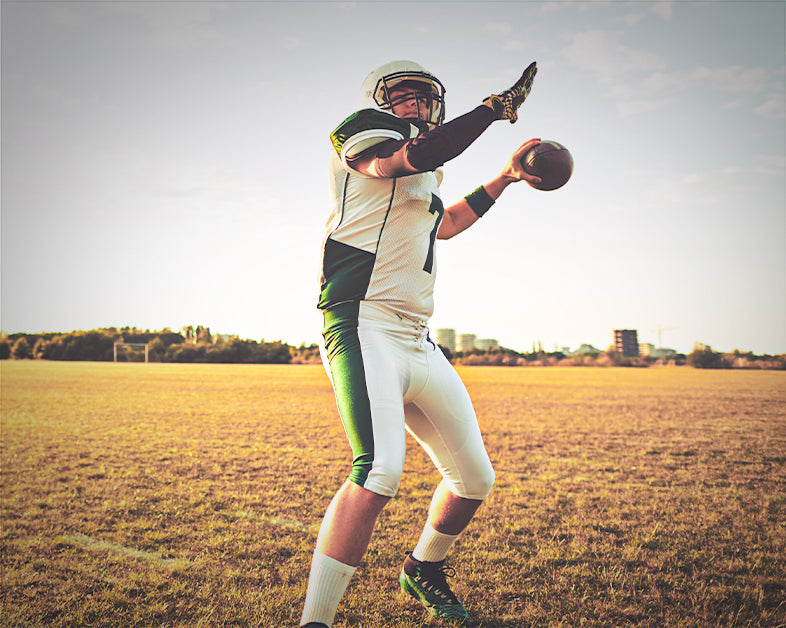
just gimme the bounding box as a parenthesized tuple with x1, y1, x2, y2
(300, 551, 356, 627)
(412, 523, 460, 563)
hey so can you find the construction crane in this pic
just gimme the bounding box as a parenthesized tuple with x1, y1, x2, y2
(651, 325, 678, 348)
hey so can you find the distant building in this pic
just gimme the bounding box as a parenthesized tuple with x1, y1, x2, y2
(435, 328, 456, 352)
(457, 333, 477, 353)
(614, 329, 639, 357)
(475, 338, 499, 351)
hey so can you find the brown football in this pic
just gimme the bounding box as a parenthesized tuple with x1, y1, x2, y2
(521, 140, 574, 191)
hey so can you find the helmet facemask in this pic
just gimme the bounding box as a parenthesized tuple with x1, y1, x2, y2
(374, 72, 446, 129)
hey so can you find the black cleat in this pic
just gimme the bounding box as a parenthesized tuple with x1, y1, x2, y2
(400, 554, 473, 625)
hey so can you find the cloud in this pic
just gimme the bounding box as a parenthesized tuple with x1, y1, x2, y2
(673, 65, 779, 117)
(613, 94, 674, 117)
(282, 35, 302, 51)
(624, 1, 676, 24)
(539, 0, 612, 15)
(484, 23, 512, 36)
(541, 0, 674, 20)
(562, 30, 779, 117)
(104, 2, 226, 49)
(538, 1, 571, 15)
(623, 12, 645, 26)
(689, 66, 768, 93)
(561, 29, 668, 115)
(622, 66, 776, 116)
(643, 160, 785, 213)
(562, 30, 664, 81)
(649, 1, 675, 20)
(754, 91, 786, 119)
(484, 22, 528, 52)
(503, 40, 526, 51)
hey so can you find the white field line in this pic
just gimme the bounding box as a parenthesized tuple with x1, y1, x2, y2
(59, 534, 196, 569)
(232, 510, 320, 533)
(59, 513, 316, 567)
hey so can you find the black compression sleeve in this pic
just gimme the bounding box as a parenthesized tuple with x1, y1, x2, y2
(405, 105, 496, 172)
(369, 105, 497, 177)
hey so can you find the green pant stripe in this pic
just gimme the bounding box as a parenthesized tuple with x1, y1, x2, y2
(323, 302, 374, 487)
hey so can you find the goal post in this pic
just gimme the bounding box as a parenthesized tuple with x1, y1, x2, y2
(113, 342, 149, 363)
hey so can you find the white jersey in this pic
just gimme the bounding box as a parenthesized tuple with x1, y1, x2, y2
(318, 109, 444, 320)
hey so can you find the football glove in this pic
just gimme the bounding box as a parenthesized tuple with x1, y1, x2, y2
(487, 62, 537, 124)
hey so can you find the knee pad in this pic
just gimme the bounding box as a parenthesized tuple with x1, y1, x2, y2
(450, 459, 495, 501)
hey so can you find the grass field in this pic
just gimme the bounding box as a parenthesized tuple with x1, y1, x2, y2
(1, 361, 784, 627)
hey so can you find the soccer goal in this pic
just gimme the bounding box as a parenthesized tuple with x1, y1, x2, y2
(113, 342, 149, 363)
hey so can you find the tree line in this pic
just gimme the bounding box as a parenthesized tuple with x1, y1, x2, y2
(1, 327, 783, 369)
(443, 344, 784, 370)
(0, 327, 320, 364)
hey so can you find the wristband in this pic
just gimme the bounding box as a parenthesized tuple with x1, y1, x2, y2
(465, 185, 495, 217)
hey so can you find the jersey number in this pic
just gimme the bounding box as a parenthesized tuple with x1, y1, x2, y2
(423, 194, 444, 274)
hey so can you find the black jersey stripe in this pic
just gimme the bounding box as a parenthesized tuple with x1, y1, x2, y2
(374, 178, 396, 256)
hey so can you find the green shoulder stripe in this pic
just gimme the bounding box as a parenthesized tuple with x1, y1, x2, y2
(330, 109, 412, 156)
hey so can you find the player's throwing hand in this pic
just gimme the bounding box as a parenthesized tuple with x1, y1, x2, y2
(502, 138, 543, 184)
(486, 61, 537, 124)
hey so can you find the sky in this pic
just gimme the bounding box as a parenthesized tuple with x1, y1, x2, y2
(2, 0, 784, 356)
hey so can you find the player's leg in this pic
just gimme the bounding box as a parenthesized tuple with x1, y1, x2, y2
(315, 480, 390, 565)
(301, 304, 409, 627)
(402, 393, 492, 555)
(405, 344, 495, 510)
(300, 481, 389, 627)
(424, 479, 484, 535)
(399, 344, 494, 624)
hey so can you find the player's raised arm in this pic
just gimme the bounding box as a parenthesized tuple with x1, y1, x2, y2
(339, 62, 538, 179)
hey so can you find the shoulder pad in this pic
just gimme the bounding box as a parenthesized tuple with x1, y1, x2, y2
(331, 109, 414, 159)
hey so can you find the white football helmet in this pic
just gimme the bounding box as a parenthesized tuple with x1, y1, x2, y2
(359, 60, 446, 128)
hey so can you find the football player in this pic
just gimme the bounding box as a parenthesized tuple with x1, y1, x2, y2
(301, 60, 540, 628)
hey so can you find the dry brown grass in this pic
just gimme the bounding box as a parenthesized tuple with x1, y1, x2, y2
(1, 362, 784, 627)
